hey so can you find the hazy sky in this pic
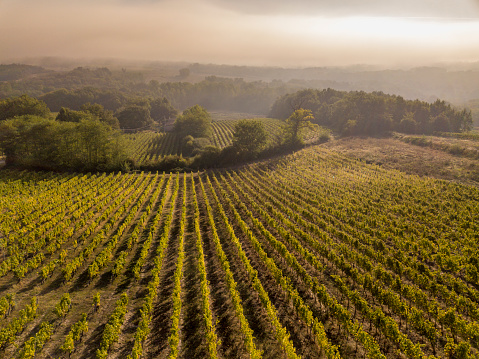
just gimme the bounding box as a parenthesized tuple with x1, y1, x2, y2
(1, 0, 479, 67)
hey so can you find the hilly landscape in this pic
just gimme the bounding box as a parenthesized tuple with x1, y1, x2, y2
(2, 0, 479, 357)
(2, 134, 479, 358)
(1, 56, 479, 358)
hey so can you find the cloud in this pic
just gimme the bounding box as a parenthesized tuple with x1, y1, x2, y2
(205, 0, 479, 18)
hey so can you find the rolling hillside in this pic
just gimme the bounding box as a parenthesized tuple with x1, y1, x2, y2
(1, 144, 479, 358)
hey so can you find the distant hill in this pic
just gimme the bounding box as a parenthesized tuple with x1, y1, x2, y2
(2, 61, 479, 123)
(0, 63, 50, 81)
(188, 63, 479, 104)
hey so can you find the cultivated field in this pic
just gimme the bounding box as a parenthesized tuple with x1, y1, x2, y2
(124, 118, 328, 166)
(1, 145, 479, 358)
(122, 118, 284, 165)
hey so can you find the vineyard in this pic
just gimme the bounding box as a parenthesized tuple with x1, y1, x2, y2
(1, 145, 479, 358)
(123, 118, 285, 165)
(209, 118, 285, 149)
(123, 132, 182, 164)
(123, 118, 329, 166)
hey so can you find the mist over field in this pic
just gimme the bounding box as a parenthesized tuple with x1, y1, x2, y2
(1, 0, 479, 67)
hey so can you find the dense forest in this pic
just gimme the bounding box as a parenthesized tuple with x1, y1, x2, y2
(0, 64, 51, 81)
(270, 89, 473, 136)
(2, 63, 478, 125)
(36, 77, 287, 115)
(0, 64, 475, 172)
(0, 65, 291, 114)
(0, 92, 328, 171)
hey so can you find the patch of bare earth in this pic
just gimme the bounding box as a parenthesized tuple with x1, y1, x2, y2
(323, 137, 479, 186)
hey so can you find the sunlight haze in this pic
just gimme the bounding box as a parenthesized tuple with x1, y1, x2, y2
(1, 0, 479, 67)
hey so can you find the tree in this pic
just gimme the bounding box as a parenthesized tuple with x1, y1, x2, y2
(174, 105, 211, 138)
(0, 117, 28, 166)
(192, 145, 222, 168)
(270, 89, 321, 119)
(232, 119, 267, 155)
(0, 115, 59, 167)
(56, 107, 92, 123)
(76, 120, 113, 168)
(149, 97, 177, 131)
(342, 119, 358, 137)
(457, 108, 473, 132)
(283, 108, 317, 147)
(0, 94, 50, 121)
(430, 113, 451, 132)
(0, 115, 128, 171)
(179, 68, 190, 78)
(182, 135, 211, 157)
(116, 105, 153, 130)
(81, 103, 119, 129)
(398, 112, 417, 134)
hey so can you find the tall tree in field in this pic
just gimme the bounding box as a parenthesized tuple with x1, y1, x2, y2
(283, 108, 317, 147)
(174, 105, 211, 138)
(232, 119, 267, 155)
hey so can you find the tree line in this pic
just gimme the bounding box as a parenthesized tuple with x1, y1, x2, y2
(0, 95, 126, 171)
(0, 66, 291, 115)
(0, 94, 323, 171)
(0, 92, 177, 128)
(0, 115, 127, 171)
(0, 94, 180, 171)
(36, 77, 288, 115)
(164, 105, 326, 171)
(270, 89, 472, 136)
(2, 65, 478, 127)
(1, 88, 472, 172)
